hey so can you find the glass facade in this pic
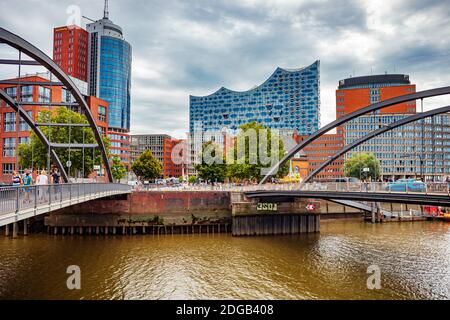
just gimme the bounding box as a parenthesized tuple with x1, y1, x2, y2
(345, 114, 450, 180)
(189, 61, 320, 134)
(99, 36, 132, 131)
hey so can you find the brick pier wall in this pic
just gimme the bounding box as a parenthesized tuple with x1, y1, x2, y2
(45, 191, 231, 227)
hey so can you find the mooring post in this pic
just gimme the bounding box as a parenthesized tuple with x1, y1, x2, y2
(5, 224, 9, 237)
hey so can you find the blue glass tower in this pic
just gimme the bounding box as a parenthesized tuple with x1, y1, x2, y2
(189, 61, 320, 134)
(87, 4, 132, 132)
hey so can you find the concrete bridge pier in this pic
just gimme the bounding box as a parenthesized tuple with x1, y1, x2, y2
(231, 192, 320, 236)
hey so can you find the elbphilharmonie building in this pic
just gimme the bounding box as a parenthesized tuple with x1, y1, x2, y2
(189, 60, 320, 135)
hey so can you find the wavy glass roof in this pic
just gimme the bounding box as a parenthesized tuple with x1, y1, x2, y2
(189, 60, 320, 135)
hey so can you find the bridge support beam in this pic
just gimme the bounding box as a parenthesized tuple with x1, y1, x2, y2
(12, 222, 18, 239)
(371, 203, 376, 223)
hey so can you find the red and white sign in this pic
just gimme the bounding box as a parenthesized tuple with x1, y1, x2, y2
(306, 203, 316, 211)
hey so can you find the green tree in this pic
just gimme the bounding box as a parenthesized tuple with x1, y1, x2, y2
(188, 176, 196, 184)
(194, 141, 228, 182)
(111, 156, 126, 181)
(18, 107, 109, 177)
(344, 152, 381, 181)
(227, 122, 289, 182)
(131, 150, 162, 181)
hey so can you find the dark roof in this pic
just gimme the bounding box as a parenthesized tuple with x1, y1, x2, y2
(338, 74, 410, 89)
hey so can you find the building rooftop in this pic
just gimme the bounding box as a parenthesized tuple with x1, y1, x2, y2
(338, 74, 410, 89)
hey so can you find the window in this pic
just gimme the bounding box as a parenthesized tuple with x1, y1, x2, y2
(19, 111, 33, 131)
(21, 85, 33, 102)
(3, 137, 16, 157)
(98, 105, 107, 122)
(5, 87, 17, 98)
(4, 112, 16, 132)
(2, 163, 14, 174)
(38, 86, 50, 103)
(19, 137, 29, 144)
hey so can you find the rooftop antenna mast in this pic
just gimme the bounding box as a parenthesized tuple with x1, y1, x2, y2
(104, 0, 109, 19)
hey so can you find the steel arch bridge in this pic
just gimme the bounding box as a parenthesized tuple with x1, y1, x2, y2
(0, 27, 113, 182)
(260, 86, 450, 184)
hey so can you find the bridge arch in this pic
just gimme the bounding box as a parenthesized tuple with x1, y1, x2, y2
(260, 86, 450, 184)
(0, 27, 112, 182)
(303, 104, 450, 182)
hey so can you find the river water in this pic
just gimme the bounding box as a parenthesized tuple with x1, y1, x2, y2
(0, 219, 449, 300)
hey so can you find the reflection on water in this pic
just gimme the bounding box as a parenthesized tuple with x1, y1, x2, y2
(0, 220, 449, 299)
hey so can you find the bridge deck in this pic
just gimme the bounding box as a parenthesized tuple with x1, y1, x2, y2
(244, 190, 450, 207)
(0, 183, 131, 227)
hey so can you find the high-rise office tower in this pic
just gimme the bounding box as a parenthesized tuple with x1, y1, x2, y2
(86, 0, 132, 167)
(86, 0, 132, 132)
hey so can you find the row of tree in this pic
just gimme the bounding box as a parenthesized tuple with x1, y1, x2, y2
(195, 122, 289, 183)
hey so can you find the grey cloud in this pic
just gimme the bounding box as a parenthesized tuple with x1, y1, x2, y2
(0, 0, 449, 137)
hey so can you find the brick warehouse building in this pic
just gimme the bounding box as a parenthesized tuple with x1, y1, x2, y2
(0, 74, 109, 182)
(293, 133, 344, 180)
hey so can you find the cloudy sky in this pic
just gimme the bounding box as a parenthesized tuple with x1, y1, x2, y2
(1, 0, 449, 138)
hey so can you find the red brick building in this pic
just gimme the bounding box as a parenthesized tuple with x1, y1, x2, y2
(0, 75, 109, 182)
(293, 132, 344, 180)
(108, 130, 131, 170)
(53, 25, 88, 82)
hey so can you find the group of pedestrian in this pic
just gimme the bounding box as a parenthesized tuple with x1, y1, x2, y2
(11, 168, 61, 204)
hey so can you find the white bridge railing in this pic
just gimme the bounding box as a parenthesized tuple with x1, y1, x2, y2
(137, 182, 450, 195)
(0, 183, 132, 224)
